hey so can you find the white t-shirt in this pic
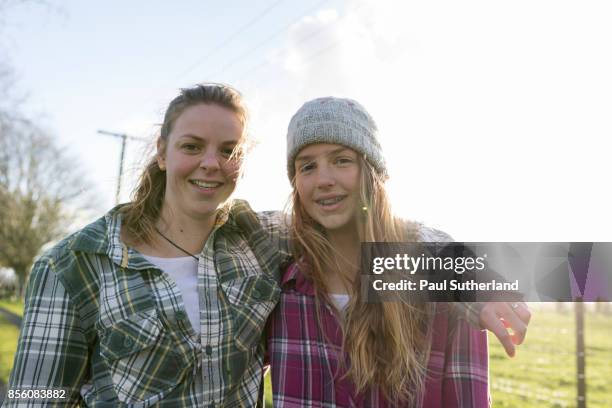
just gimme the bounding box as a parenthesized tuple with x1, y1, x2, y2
(143, 255, 200, 333)
(329, 293, 350, 311)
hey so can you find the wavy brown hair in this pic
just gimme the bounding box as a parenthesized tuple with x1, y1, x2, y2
(290, 156, 432, 404)
(119, 83, 248, 244)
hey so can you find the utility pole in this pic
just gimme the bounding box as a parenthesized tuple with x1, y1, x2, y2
(97, 130, 147, 205)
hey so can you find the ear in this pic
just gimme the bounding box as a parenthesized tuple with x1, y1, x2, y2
(156, 137, 167, 171)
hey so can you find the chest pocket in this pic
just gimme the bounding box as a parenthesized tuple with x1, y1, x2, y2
(221, 275, 280, 352)
(99, 309, 193, 404)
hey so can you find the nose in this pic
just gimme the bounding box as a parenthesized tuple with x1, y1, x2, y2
(200, 149, 220, 171)
(315, 165, 336, 188)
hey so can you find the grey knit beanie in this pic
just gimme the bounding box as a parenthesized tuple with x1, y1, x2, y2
(286, 96, 387, 181)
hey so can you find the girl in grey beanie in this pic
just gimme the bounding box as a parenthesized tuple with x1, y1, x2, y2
(267, 96, 496, 407)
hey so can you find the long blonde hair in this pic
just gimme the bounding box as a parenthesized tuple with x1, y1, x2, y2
(119, 83, 248, 244)
(290, 156, 431, 404)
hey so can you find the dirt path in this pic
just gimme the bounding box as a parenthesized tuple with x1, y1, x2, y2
(0, 307, 22, 327)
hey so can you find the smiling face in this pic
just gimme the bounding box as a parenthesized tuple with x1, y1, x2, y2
(294, 143, 361, 233)
(157, 103, 243, 222)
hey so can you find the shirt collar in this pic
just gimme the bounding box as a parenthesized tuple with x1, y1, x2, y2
(68, 205, 148, 270)
(214, 202, 231, 228)
(69, 202, 241, 270)
(68, 204, 121, 257)
(281, 262, 316, 296)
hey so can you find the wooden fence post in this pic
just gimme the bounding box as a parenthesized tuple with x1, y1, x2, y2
(575, 300, 586, 408)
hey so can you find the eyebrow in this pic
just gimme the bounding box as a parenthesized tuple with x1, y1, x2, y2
(295, 147, 350, 163)
(177, 134, 238, 145)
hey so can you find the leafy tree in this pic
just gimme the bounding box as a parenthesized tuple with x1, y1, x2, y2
(0, 115, 88, 297)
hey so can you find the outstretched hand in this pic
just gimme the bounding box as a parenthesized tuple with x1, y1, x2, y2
(479, 302, 531, 357)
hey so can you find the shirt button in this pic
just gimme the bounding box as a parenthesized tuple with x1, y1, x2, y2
(123, 337, 133, 347)
(205, 345, 213, 356)
(252, 289, 262, 299)
(176, 310, 187, 320)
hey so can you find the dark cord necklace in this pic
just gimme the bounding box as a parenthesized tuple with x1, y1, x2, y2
(154, 226, 199, 261)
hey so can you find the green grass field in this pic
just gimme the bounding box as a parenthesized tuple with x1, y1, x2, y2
(0, 299, 23, 388)
(1, 301, 610, 407)
(489, 309, 611, 407)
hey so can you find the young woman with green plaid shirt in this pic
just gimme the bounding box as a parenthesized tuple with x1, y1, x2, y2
(7, 84, 291, 407)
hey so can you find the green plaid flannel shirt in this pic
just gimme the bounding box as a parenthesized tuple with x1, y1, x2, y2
(7, 200, 483, 407)
(7, 200, 290, 407)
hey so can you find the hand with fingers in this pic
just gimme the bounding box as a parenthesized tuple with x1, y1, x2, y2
(479, 302, 531, 357)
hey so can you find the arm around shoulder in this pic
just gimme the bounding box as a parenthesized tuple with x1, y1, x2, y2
(256, 210, 292, 260)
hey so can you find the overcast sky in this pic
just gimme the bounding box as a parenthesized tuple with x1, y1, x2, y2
(2, 0, 611, 241)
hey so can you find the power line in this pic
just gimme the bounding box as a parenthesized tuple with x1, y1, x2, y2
(113, 0, 287, 126)
(237, 18, 340, 80)
(235, 1, 368, 84)
(114, 0, 338, 127)
(206, 0, 331, 80)
(173, 0, 286, 80)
